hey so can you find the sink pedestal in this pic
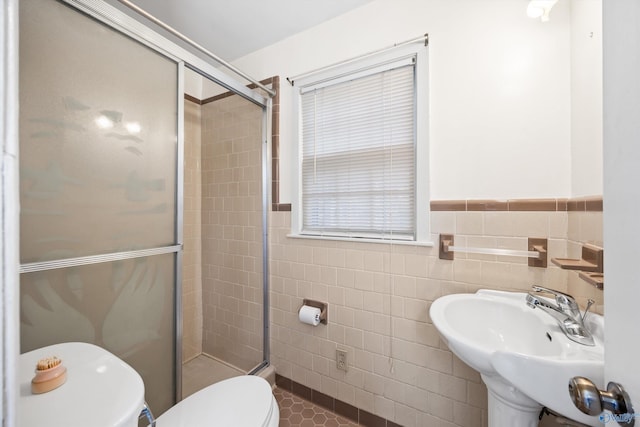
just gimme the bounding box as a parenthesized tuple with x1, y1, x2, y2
(483, 374, 542, 427)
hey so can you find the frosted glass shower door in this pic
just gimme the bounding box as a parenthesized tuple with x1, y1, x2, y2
(19, 0, 180, 414)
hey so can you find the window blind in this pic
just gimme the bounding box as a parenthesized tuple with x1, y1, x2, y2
(300, 61, 416, 240)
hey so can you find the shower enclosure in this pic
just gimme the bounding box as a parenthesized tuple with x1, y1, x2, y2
(19, 0, 271, 416)
(182, 74, 271, 383)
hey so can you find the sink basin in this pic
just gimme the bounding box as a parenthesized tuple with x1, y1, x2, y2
(430, 289, 604, 427)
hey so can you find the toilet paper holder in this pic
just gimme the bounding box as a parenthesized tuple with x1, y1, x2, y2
(301, 299, 328, 325)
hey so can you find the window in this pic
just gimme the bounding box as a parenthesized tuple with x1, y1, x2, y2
(291, 42, 429, 243)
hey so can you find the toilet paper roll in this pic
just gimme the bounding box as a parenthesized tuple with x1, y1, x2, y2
(298, 305, 322, 326)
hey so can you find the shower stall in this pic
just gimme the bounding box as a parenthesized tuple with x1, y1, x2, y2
(18, 0, 272, 415)
(182, 75, 272, 395)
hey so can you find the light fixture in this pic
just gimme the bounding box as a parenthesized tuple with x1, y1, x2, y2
(125, 122, 141, 134)
(527, 0, 558, 22)
(95, 115, 114, 129)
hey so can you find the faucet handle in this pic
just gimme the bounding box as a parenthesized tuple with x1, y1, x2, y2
(531, 285, 578, 309)
(582, 298, 595, 323)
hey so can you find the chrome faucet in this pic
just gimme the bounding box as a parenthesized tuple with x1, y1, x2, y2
(526, 285, 595, 346)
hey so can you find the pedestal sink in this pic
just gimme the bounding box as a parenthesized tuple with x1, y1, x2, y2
(429, 289, 604, 427)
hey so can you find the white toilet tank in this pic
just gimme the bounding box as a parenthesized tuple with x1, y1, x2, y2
(19, 342, 145, 427)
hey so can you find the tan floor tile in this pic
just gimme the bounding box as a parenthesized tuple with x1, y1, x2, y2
(274, 388, 359, 427)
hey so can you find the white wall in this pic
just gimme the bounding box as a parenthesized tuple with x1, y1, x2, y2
(184, 68, 203, 99)
(570, 0, 603, 197)
(184, 67, 245, 101)
(232, 0, 574, 202)
(602, 0, 640, 408)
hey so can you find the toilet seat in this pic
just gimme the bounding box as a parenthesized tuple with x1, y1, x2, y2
(156, 375, 279, 427)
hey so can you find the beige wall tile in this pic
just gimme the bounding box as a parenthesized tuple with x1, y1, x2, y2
(427, 392, 455, 421)
(363, 291, 385, 314)
(512, 212, 550, 237)
(182, 99, 203, 362)
(374, 394, 396, 421)
(327, 248, 347, 268)
(354, 270, 376, 291)
(345, 249, 365, 270)
(416, 278, 443, 301)
(384, 377, 406, 403)
(405, 385, 430, 412)
(394, 402, 418, 427)
(364, 251, 385, 273)
(549, 212, 569, 239)
(355, 387, 376, 413)
(455, 212, 484, 235)
(345, 288, 364, 310)
(364, 371, 385, 394)
(393, 275, 417, 298)
(337, 381, 356, 405)
(415, 322, 441, 347)
(427, 259, 454, 281)
(405, 253, 429, 278)
(337, 268, 356, 288)
(438, 372, 467, 402)
(453, 259, 482, 284)
(266, 204, 602, 426)
(452, 355, 481, 383)
(363, 331, 385, 354)
(467, 380, 488, 409)
(453, 401, 485, 427)
(580, 212, 604, 246)
(430, 211, 456, 234)
(404, 299, 429, 322)
(483, 212, 514, 237)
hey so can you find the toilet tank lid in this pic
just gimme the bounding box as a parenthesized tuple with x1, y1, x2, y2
(19, 342, 145, 427)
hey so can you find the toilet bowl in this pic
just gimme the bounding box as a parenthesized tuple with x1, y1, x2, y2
(19, 342, 279, 427)
(156, 375, 279, 427)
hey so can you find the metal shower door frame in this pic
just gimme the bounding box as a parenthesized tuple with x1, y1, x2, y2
(21, 0, 272, 403)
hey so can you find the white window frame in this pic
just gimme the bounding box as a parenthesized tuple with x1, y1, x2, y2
(290, 42, 430, 244)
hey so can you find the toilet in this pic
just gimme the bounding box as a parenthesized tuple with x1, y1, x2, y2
(156, 376, 279, 427)
(19, 342, 279, 427)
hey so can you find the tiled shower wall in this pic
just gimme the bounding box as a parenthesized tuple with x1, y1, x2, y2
(183, 99, 203, 362)
(269, 203, 603, 427)
(200, 94, 265, 371)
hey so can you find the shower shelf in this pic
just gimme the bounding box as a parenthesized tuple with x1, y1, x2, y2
(578, 272, 604, 289)
(551, 244, 603, 273)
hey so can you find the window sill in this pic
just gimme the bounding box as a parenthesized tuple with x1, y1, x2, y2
(286, 233, 434, 247)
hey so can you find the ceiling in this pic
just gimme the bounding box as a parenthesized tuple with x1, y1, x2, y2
(107, 0, 373, 62)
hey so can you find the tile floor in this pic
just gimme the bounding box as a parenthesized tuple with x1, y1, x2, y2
(181, 354, 243, 398)
(273, 387, 359, 427)
(182, 355, 360, 426)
